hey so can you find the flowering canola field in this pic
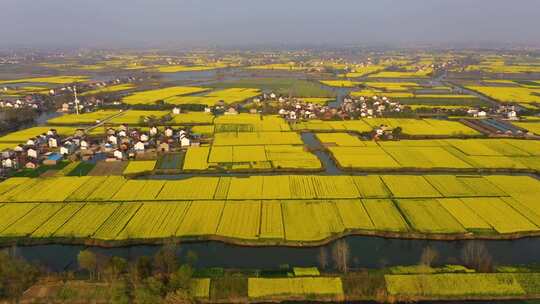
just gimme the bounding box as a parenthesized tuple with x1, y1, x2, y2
(0, 174, 538, 244)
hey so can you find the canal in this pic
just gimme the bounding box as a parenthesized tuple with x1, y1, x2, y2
(7, 236, 540, 272)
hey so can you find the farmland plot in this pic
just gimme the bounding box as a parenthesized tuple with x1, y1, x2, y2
(111, 180, 147, 201)
(86, 176, 126, 201)
(262, 176, 291, 199)
(334, 199, 374, 230)
(212, 177, 231, 200)
(94, 203, 142, 240)
(227, 176, 263, 200)
(248, 277, 343, 298)
(395, 199, 466, 233)
(31, 204, 86, 237)
(384, 146, 472, 169)
(382, 175, 441, 198)
(500, 197, 540, 227)
(352, 176, 391, 198)
(0, 177, 30, 196)
(66, 176, 108, 201)
(315, 133, 366, 146)
(259, 200, 284, 239)
(385, 273, 526, 297)
(0, 203, 38, 232)
(54, 203, 120, 238)
(329, 146, 400, 169)
(438, 198, 493, 232)
(217, 201, 261, 240)
(1, 203, 64, 237)
(283, 200, 344, 241)
(0, 179, 41, 202)
(485, 175, 540, 197)
(362, 199, 409, 232)
(117, 202, 190, 239)
(123, 161, 156, 175)
(462, 197, 539, 233)
(213, 132, 302, 146)
(424, 175, 478, 197)
(157, 177, 219, 200)
(176, 201, 225, 236)
(183, 147, 210, 170)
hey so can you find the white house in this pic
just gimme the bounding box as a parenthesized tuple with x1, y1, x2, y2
(48, 137, 58, 148)
(108, 135, 118, 145)
(80, 140, 88, 150)
(113, 150, 123, 160)
(289, 112, 297, 120)
(26, 138, 35, 146)
(27, 148, 38, 158)
(180, 136, 191, 147)
(140, 133, 149, 142)
(134, 141, 145, 152)
(164, 128, 174, 138)
(149, 126, 158, 136)
(2, 158, 13, 168)
(118, 130, 127, 137)
(172, 107, 181, 115)
(60, 142, 75, 155)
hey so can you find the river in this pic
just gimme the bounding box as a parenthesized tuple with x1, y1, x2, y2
(7, 236, 540, 272)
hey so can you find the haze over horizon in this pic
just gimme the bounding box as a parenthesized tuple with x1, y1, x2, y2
(1, 0, 539, 49)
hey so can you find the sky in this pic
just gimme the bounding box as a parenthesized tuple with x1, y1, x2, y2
(1, 0, 539, 49)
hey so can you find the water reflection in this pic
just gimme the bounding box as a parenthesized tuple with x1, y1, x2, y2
(9, 236, 540, 272)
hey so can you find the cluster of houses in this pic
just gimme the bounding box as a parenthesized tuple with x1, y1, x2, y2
(466, 105, 518, 120)
(256, 90, 522, 122)
(0, 128, 82, 173)
(0, 122, 199, 176)
(0, 94, 47, 110)
(100, 124, 198, 160)
(264, 93, 406, 121)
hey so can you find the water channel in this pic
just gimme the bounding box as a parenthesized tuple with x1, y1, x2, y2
(7, 236, 540, 273)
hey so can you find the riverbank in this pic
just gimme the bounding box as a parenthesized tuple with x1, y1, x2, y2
(4, 227, 540, 249)
(18, 269, 540, 303)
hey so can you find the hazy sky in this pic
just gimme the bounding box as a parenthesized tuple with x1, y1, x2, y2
(1, 0, 539, 48)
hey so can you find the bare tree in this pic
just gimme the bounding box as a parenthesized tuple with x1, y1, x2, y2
(332, 240, 350, 273)
(420, 246, 438, 267)
(317, 247, 328, 270)
(461, 241, 493, 272)
(78, 250, 97, 280)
